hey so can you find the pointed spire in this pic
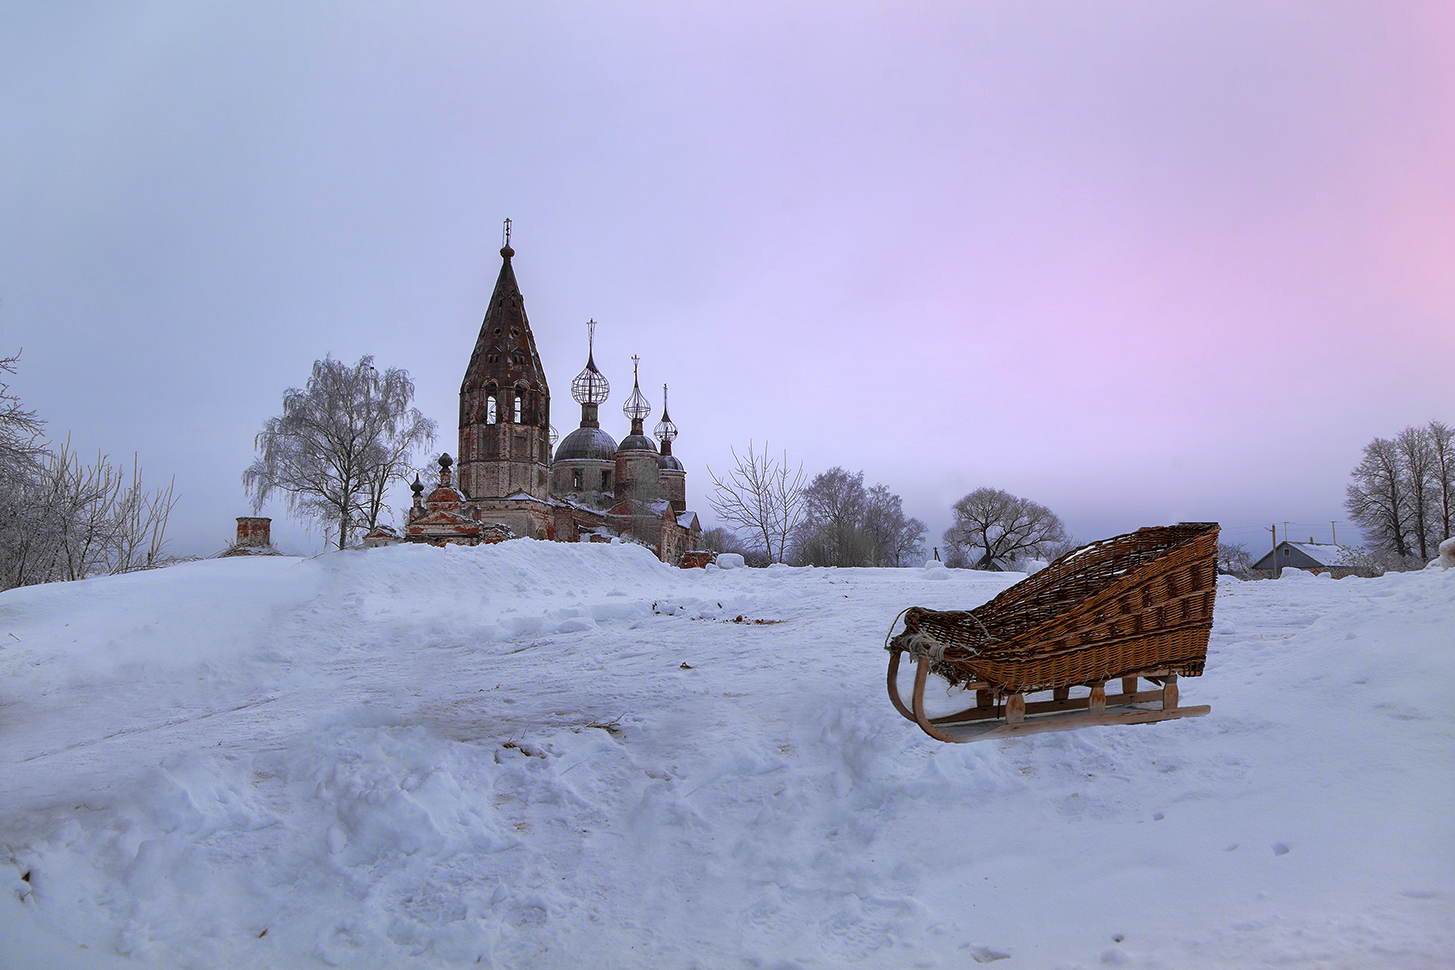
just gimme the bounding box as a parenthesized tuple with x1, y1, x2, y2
(464, 222, 547, 395)
(654, 383, 678, 453)
(622, 355, 651, 435)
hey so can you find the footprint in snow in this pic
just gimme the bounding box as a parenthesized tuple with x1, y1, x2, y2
(961, 944, 1010, 963)
(1272, 842, 1290, 856)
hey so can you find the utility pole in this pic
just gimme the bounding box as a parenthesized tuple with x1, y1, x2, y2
(1331, 521, 1337, 545)
(1268, 524, 1279, 579)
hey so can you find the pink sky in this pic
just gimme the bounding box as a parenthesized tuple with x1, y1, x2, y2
(2, 1, 1451, 557)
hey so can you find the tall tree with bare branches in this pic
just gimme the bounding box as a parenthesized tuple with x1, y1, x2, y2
(1345, 436, 1414, 562)
(1427, 420, 1454, 545)
(244, 355, 436, 549)
(1395, 425, 1437, 560)
(942, 487, 1069, 571)
(707, 441, 806, 564)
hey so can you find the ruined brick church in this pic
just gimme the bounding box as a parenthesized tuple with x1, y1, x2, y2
(401, 232, 701, 563)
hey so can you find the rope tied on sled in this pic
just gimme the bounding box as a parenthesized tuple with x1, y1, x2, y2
(897, 630, 948, 661)
(885, 607, 991, 661)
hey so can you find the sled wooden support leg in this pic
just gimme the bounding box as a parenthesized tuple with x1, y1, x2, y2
(886, 654, 1209, 743)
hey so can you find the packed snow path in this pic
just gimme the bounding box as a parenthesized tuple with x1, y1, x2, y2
(2, 542, 1452, 969)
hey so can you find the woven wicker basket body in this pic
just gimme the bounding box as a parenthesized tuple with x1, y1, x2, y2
(891, 523, 1219, 694)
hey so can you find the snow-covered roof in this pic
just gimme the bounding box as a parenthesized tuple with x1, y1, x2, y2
(1254, 541, 1364, 569)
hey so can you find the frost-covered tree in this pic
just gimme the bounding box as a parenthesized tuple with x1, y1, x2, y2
(244, 355, 436, 550)
(942, 487, 1068, 571)
(707, 442, 806, 565)
(0, 351, 43, 496)
(1, 353, 177, 590)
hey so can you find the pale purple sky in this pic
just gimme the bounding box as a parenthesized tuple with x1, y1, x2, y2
(3, 2, 1452, 558)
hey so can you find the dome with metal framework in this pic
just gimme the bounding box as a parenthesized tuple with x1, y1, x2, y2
(621, 356, 651, 424)
(571, 320, 610, 406)
(653, 384, 678, 445)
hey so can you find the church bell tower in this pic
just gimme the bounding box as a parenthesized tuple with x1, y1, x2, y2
(457, 220, 551, 501)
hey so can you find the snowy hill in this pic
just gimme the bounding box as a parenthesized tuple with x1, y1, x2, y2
(2, 542, 1452, 969)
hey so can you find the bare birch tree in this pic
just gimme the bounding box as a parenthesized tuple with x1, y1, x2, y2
(707, 441, 806, 564)
(244, 355, 436, 549)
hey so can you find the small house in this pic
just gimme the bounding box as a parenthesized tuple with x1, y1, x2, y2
(1251, 540, 1377, 579)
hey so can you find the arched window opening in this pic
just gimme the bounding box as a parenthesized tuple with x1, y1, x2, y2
(513, 394, 524, 423)
(572, 470, 583, 491)
(485, 394, 497, 425)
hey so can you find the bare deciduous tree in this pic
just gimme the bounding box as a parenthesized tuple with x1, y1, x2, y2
(1427, 420, 1454, 546)
(1394, 425, 1436, 560)
(864, 483, 926, 567)
(792, 469, 926, 567)
(794, 467, 871, 567)
(1, 353, 177, 590)
(942, 487, 1069, 571)
(1217, 541, 1253, 577)
(1346, 434, 1420, 565)
(244, 355, 436, 550)
(0, 351, 44, 494)
(707, 441, 806, 564)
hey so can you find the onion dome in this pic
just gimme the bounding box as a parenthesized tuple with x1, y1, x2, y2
(655, 383, 680, 468)
(571, 320, 610, 406)
(618, 356, 657, 453)
(653, 384, 678, 446)
(622, 355, 651, 424)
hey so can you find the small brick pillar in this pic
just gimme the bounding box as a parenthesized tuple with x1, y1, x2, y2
(236, 517, 272, 548)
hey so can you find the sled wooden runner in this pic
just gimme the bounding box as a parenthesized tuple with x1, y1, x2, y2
(885, 523, 1218, 743)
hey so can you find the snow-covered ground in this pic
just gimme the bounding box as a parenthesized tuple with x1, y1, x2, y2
(1, 542, 1451, 969)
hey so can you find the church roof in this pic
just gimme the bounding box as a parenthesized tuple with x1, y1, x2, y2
(556, 426, 619, 462)
(618, 432, 658, 454)
(462, 242, 549, 395)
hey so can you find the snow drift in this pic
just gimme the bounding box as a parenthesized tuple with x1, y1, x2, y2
(2, 542, 1452, 969)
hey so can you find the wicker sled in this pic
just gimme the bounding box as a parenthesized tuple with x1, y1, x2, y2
(885, 523, 1218, 742)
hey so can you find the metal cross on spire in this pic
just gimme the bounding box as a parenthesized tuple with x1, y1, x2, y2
(502, 217, 512, 249)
